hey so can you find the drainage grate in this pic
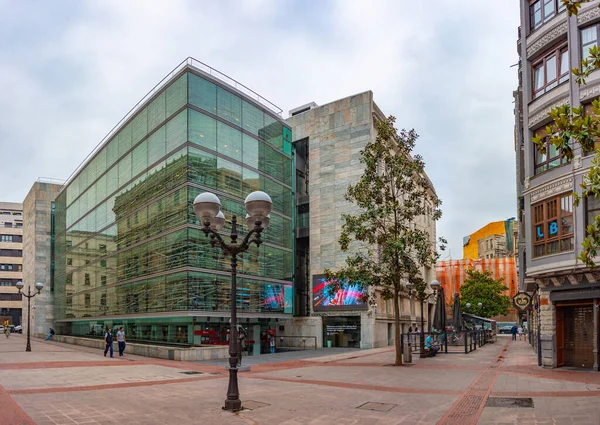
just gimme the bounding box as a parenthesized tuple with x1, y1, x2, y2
(242, 400, 270, 410)
(485, 397, 534, 408)
(180, 371, 203, 375)
(357, 402, 397, 412)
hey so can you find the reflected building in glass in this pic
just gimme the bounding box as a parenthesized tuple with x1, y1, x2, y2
(53, 59, 293, 348)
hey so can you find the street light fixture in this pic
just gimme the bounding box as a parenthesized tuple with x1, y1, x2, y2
(193, 190, 272, 412)
(15, 281, 44, 352)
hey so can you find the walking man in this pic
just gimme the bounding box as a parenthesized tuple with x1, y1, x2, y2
(517, 325, 523, 341)
(269, 335, 275, 354)
(510, 324, 518, 341)
(117, 327, 126, 356)
(104, 327, 114, 357)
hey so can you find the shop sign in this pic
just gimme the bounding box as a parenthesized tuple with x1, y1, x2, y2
(513, 292, 532, 312)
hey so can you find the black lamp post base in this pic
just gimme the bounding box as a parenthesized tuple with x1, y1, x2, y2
(223, 399, 242, 412)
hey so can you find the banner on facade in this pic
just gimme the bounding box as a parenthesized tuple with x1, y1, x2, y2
(512, 292, 532, 312)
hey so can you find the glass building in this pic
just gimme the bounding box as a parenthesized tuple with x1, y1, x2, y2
(52, 60, 293, 349)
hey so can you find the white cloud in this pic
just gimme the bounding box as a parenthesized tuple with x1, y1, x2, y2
(0, 0, 519, 258)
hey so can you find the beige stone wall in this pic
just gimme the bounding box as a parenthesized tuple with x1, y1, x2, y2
(288, 91, 374, 281)
(22, 182, 62, 337)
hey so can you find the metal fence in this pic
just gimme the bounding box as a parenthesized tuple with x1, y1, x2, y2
(401, 329, 491, 356)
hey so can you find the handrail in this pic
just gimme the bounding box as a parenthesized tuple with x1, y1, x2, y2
(277, 335, 317, 350)
(59, 57, 283, 195)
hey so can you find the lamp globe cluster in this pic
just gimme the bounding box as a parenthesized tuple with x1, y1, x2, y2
(193, 190, 272, 230)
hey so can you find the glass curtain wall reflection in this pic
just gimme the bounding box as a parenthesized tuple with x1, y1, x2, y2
(53, 67, 293, 345)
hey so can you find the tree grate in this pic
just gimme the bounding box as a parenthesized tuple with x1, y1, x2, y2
(180, 371, 203, 375)
(485, 397, 534, 408)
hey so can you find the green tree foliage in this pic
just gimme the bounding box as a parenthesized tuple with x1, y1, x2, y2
(532, 0, 600, 267)
(324, 116, 445, 366)
(460, 269, 510, 318)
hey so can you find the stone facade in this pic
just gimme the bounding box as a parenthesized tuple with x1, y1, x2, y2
(287, 92, 436, 349)
(22, 181, 62, 338)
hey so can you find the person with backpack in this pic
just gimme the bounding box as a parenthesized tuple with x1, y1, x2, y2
(104, 327, 114, 357)
(510, 324, 518, 341)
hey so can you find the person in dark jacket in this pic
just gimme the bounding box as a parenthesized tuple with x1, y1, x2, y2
(510, 325, 518, 341)
(104, 328, 114, 357)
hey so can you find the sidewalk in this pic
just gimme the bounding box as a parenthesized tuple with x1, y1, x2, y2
(1, 334, 599, 424)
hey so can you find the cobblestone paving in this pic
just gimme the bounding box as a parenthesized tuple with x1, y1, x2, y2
(1, 334, 599, 424)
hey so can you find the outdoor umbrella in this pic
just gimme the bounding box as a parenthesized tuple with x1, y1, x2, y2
(452, 293, 462, 331)
(432, 287, 446, 331)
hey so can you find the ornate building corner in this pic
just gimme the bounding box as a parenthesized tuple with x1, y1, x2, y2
(577, 6, 600, 26)
(526, 21, 568, 57)
(525, 177, 530, 190)
(530, 176, 573, 203)
(528, 97, 569, 129)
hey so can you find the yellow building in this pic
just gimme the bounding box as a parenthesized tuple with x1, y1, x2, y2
(463, 220, 516, 260)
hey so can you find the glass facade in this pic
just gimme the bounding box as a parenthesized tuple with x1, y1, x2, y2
(53, 69, 293, 344)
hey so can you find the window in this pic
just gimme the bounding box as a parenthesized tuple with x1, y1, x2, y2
(586, 195, 600, 228)
(99, 244, 107, 252)
(533, 127, 567, 175)
(84, 273, 90, 285)
(100, 260, 107, 268)
(532, 45, 568, 98)
(530, 0, 565, 31)
(66, 258, 72, 266)
(0, 235, 12, 242)
(532, 193, 574, 257)
(85, 294, 91, 307)
(4, 222, 12, 228)
(101, 275, 107, 286)
(582, 24, 599, 60)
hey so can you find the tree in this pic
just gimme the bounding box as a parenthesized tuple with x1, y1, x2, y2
(324, 116, 445, 366)
(459, 269, 510, 318)
(532, 0, 600, 267)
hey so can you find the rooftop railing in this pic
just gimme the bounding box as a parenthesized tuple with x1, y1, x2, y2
(59, 57, 283, 194)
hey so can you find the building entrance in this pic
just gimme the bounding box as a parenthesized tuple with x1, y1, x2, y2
(556, 303, 594, 369)
(323, 316, 360, 348)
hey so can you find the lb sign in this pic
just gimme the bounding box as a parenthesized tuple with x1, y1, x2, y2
(513, 292, 532, 312)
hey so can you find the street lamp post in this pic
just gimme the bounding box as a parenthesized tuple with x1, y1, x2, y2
(193, 190, 272, 412)
(406, 280, 441, 357)
(15, 281, 44, 352)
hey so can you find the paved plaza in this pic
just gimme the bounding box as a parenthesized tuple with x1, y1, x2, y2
(1, 335, 599, 424)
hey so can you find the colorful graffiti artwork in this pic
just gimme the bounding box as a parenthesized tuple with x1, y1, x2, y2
(312, 275, 367, 311)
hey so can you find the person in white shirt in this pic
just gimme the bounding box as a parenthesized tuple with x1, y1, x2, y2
(517, 325, 523, 341)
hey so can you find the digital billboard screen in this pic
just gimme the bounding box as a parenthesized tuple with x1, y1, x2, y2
(312, 274, 367, 311)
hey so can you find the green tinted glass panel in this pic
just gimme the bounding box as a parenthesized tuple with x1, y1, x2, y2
(217, 86, 241, 126)
(106, 138, 119, 167)
(148, 92, 166, 132)
(243, 134, 259, 169)
(188, 73, 217, 115)
(216, 157, 242, 197)
(242, 101, 264, 136)
(166, 74, 187, 118)
(132, 107, 148, 145)
(166, 111, 187, 154)
(188, 147, 217, 189)
(118, 153, 132, 187)
(148, 126, 166, 166)
(188, 109, 216, 151)
(217, 121, 242, 162)
(118, 123, 132, 157)
(132, 140, 148, 177)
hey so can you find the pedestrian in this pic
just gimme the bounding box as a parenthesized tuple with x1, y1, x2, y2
(236, 325, 247, 366)
(44, 327, 55, 341)
(425, 332, 439, 356)
(269, 335, 275, 354)
(510, 324, 518, 341)
(4, 326, 10, 338)
(517, 325, 523, 341)
(117, 327, 126, 356)
(104, 327, 114, 357)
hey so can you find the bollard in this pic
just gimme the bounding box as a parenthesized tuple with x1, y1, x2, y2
(404, 341, 412, 363)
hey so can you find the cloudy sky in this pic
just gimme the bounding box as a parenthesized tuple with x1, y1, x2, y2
(0, 0, 519, 259)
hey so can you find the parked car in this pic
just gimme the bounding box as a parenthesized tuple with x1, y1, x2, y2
(13, 325, 22, 333)
(498, 325, 516, 334)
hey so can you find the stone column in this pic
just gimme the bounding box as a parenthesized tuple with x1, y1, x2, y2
(539, 290, 555, 368)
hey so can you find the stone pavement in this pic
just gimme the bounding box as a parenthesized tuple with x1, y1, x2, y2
(1, 334, 599, 424)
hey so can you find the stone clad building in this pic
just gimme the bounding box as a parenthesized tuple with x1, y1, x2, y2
(516, 0, 600, 370)
(22, 180, 63, 337)
(285, 92, 437, 348)
(0, 201, 24, 327)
